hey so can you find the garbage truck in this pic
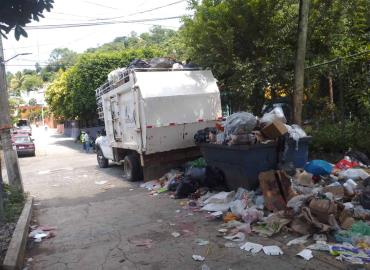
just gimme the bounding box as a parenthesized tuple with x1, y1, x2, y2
(95, 68, 222, 181)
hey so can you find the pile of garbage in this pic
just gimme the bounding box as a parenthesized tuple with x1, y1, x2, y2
(141, 150, 370, 265)
(108, 57, 197, 84)
(194, 108, 307, 147)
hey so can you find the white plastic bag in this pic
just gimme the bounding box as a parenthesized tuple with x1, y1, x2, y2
(240, 242, 263, 254)
(262, 245, 284, 256)
(338, 169, 369, 180)
(260, 107, 287, 125)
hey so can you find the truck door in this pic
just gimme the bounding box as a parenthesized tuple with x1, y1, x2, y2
(110, 96, 122, 141)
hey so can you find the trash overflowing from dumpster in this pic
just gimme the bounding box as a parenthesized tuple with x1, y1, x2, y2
(140, 110, 370, 266)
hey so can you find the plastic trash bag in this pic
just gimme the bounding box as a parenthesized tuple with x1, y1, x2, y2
(260, 107, 287, 125)
(224, 112, 257, 136)
(304, 160, 333, 176)
(128, 59, 150, 69)
(240, 242, 263, 254)
(262, 245, 284, 256)
(149, 57, 175, 68)
(338, 168, 370, 181)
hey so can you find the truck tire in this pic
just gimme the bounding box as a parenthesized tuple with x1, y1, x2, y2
(123, 154, 142, 182)
(97, 148, 109, 168)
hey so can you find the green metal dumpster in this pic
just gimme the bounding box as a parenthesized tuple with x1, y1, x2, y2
(200, 137, 310, 190)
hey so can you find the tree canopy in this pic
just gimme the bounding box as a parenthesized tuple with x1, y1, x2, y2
(0, 0, 54, 39)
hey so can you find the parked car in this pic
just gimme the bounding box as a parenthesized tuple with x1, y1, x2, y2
(12, 135, 35, 157)
(13, 125, 32, 136)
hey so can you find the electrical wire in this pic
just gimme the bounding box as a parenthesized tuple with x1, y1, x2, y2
(95, 0, 186, 21)
(24, 16, 183, 30)
(81, 0, 117, 10)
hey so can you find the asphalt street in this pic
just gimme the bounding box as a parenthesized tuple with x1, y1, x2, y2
(16, 128, 345, 270)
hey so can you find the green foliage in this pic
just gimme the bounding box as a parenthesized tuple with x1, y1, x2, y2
(2, 184, 25, 222)
(308, 120, 370, 156)
(47, 48, 163, 120)
(45, 70, 70, 119)
(0, 0, 53, 40)
(47, 48, 78, 72)
(181, 0, 370, 117)
(28, 98, 37, 106)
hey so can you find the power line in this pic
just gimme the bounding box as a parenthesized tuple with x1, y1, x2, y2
(24, 16, 183, 30)
(96, 0, 186, 21)
(81, 0, 117, 10)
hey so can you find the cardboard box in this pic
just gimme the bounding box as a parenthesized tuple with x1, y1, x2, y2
(261, 120, 288, 139)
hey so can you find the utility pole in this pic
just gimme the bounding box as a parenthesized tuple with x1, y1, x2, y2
(0, 36, 24, 192)
(293, 0, 310, 125)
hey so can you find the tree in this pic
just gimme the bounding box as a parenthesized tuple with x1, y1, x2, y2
(28, 98, 37, 106)
(47, 48, 78, 71)
(46, 48, 163, 120)
(0, 0, 54, 40)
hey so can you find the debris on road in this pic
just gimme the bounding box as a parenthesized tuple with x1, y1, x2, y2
(195, 239, 209, 246)
(29, 225, 56, 243)
(192, 255, 205, 261)
(171, 232, 181, 238)
(138, 110, 370, 266)
(296, 249, 313, 260)
(130, 239, 153, 248)
(262, 246, 284, 256)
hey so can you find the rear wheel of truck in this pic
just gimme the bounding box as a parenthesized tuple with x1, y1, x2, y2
(97, 148, 109, 168)
(123, 154, 142, 182)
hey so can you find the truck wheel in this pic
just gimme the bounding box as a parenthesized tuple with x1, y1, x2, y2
(97, 148, 109, 168)
(123, 154, 142, 182)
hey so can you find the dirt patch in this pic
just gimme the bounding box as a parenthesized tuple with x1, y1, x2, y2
(0, 222, 16, 263)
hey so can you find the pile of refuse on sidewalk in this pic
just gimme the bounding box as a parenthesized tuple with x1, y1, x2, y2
(140, 110, 370, 266)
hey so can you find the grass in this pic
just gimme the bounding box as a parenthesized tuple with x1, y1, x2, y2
(2, 184, 26, 222)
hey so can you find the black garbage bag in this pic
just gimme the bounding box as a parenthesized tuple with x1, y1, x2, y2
(128, 59, 150, 69)
(202, 166, 227, 191)
(175, 176, 199, 199)
(168, 177, 181, 192)
(149, 57, 175, 68)
(185, 167, 206, 182)
(346, 150, 370, 166)
(360, 187, 370, 210)
(194, 127, 217, 144)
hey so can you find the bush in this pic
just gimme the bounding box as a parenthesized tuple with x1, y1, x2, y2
(307, 120, 370, 156)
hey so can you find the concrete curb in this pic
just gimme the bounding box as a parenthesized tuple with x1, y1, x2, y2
(3, 197, 33, 270)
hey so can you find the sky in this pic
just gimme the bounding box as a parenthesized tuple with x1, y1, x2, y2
(3, 0, 190, 73)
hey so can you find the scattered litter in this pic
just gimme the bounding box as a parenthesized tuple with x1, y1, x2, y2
(218, 228, 228, 233)
(223, 232, 245, 242)
(169, 223, 176, 226)
(330, 243, 370, 264)
(131, 239, 153, 248)
(201, 203, 231, 212)
(27, 258, 33, 262)
(313, 234, 327, 242)
(192, 255, 205, 262)
(171, 232, 181, 238)
(286, 235, 310, 246)
(195, 239, 209, 246)
(297, 249, 313, 261)
(129, 188, 134, 191)
(29, 226, 56, 243)
(307, 242, 330, 251)
(210, 211, 223, 217)
(95, 180, 107, 185)
(240, 242, 263, 254)
(175, 209, 181, 213)
(262, 246, 284, 256)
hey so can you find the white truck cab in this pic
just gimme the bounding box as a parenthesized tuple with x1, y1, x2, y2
(95, 68, 222, 181)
